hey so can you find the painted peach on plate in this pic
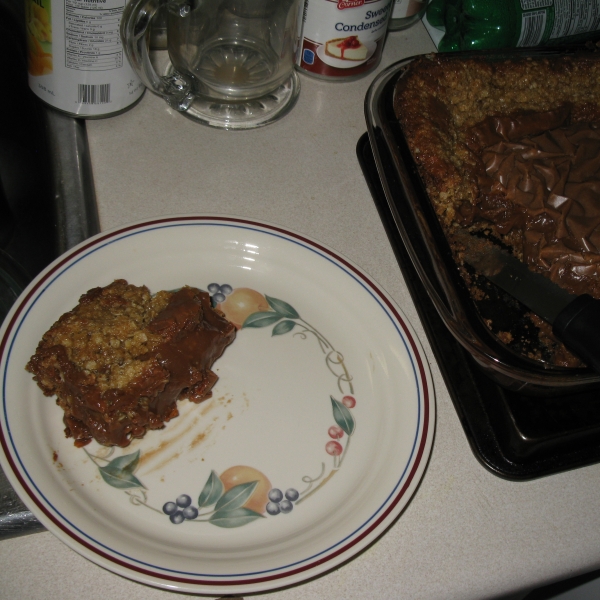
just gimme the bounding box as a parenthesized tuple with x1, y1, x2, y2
(82, 283, 358, 529)
(217, 288, 269, 329)
(220, 465, 271, 514)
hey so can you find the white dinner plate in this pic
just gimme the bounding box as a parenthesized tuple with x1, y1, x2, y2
(0, 216, 435, 594)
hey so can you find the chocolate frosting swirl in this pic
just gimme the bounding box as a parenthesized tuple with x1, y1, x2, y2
(466, 107, 600, 298)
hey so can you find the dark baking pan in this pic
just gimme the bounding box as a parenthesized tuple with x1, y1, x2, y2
(364, 48, 600, 397)
(357, 131, 600, 479)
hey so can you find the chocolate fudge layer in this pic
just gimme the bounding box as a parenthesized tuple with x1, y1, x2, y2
(27, 280, 236, 447)
(394, 53, 600, 366)
(465, 107, 600, 299)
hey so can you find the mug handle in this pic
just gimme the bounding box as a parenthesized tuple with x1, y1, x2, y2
(121, 0, 195, 111)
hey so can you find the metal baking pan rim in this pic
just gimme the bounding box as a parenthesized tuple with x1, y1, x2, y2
(364, 50, 600, 395)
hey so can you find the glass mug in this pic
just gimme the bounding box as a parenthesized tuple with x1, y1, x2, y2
(121, 0, 302, 129)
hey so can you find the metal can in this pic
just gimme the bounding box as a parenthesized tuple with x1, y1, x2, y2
(296, 0, 394, 81)
(26, 0, 145, 118)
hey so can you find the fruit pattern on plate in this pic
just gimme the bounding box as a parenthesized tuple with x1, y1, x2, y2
(83, 284, 358, 529)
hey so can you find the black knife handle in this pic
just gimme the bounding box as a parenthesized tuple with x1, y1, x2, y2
(553, 294, 600, 375)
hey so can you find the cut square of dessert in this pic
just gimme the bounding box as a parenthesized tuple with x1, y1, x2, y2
(26, 280, 236, 447)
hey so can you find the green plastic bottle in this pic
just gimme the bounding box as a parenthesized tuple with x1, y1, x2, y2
(427, 0, 600, 52)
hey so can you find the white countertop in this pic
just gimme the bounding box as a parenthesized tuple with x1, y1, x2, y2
(3, 22, 600, 600)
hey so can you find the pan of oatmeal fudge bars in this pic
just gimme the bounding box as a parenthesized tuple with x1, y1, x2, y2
(365, 46, 600, 396)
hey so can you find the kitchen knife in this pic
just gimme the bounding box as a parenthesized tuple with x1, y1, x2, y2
(458, 232, 600, 375)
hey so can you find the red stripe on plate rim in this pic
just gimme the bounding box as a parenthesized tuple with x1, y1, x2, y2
(0, 216, 432, 589)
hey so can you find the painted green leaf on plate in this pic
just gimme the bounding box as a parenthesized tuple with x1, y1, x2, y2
(198, 470, 224, 507)
(209, 507, 264, 528)
(331, 397, 355, 436)
(215, 481, 258, 512)
(272, 319, 296, 336)
(266, 296, 299, 319)
(242, 312, 283, 328)
(99, 451, 145, 489)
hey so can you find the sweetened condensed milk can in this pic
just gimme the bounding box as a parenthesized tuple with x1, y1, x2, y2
(296, 0, 394, 80)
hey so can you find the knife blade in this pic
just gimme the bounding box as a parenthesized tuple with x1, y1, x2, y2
(458, 232, 600, 374)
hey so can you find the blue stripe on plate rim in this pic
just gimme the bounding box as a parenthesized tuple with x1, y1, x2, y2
(0, 216, 433, 587)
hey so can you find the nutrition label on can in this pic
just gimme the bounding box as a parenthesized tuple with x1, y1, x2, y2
(27, 0, 144, 116)
(65, 0, 125, 71)
(516, 0, 600, 47)
(550, 0, 600, 38)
